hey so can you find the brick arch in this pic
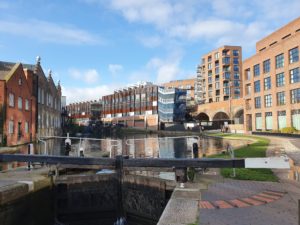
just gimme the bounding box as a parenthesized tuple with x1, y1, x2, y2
(212, 111, 230, 121)
(195, 112, 210, 121)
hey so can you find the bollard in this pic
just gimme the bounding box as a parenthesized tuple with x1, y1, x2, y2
(193, 143, 199, 158)
(175, 168, 187, 188)
(27, 143, 34, 170)
(65, 142, 71, 156)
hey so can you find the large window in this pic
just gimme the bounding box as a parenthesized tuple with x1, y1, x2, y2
(263, 59, 270, 73)
(289, 47, 299, 64)
(255, 97, 261, 108)
(291, 88, 300, 104)
(265, 112, 273, 130)
(254, 64, 260, 76)
(277, 91, 285, 105)
(233, 50, 239, 56)
(9, 93, 14, 107)
(234, 65, 239, 72)
(264, 94, 272, 107)
(233, 80, 240, 87)
(278, 111, 287, 130)
(276, 72, 285, 87)
(18, 97, 22, 109)
(233, 58, 239, 64)
(290, 67, 300, 84)
(275, 53, 284, 68)
(255, 113, 262, 130)
(254, 80, 260, 93)
(264, 77, 271, 90)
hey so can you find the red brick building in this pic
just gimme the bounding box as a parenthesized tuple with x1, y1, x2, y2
(0, 62, 36, 146)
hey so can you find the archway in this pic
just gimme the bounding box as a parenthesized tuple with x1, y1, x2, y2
(212, 112, 229, 121)
(195, 112, 210, 121)
(234, 109, 244, 124)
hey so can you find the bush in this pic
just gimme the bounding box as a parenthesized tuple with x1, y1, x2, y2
(281, 127, 297, 134)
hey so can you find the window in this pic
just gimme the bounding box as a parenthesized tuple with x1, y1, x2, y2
(208, 77, 212, 83)
(234, 88, 240, 95)
(275, 54, 284, 69)
(25, 122, 29, 133)
(290, 67, 300, 84)
(254, 80, 260, 93)
(215, 52, 219, 60)
(255, 97, 261, 108)
(263, 59, 270, 73)
(289, 47, 299, 64)
(233, 50, 239, 56)
(9, 93, 14, 107)
(18, 97, 22, 109)
(276, 72, 285, 87)
(25, 99, 29, 110)
(233, 80, 240, 87)
(8, 121, 14, 134)
(277, 92, 285, 105)
(291, 88, 300, 104)
(264, 94, 272, 107)
(223, 57, 230, 64)
(233, 58, 239, 64)
(255, 113, 262, 130)
(18, 78, 22, 85)
(264, 77, 271, 90)
(234, 73, 240, 79)
(215, 67, 219, 74)
(234, 65, 239, 72)
(254, 64, 260, 76)
(224, 72, 230, 79)
(245, 69, 251, 80)
(208, 63, 212, 70)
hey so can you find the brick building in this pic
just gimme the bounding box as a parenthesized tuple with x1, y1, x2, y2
(23, 58, 62, 137)
(194, 46, 244, 130)
(244, 17, 300, 132)
(0, 62, 36, 146)
(101, 82, 158, 130)
(162, 78, 196, 110)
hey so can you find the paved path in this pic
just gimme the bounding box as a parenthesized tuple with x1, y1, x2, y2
(199, 135, 300, 225)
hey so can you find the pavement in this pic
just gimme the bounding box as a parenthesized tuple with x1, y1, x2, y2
(199, 135, 300, 225)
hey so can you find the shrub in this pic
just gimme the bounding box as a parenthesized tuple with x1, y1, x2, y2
(281, 127, 297, 134)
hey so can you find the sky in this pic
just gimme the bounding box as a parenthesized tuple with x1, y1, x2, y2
(0, 0, 299, 103)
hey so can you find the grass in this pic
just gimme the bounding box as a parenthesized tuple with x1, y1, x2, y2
(207, 135, 278, 182)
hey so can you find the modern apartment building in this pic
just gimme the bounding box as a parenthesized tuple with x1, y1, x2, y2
(244, 17, 300, 132)
(158, 87, 187, 123)
(162, 78, 196, 109)
(101, 82, 158, 130)
(195, 46, 244, 130)
(0, 62, 36, 146)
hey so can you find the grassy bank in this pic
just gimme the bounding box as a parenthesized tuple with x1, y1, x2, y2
(207, 134, 278, 182)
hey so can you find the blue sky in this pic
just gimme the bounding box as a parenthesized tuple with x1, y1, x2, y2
(0, 0, 299, 103)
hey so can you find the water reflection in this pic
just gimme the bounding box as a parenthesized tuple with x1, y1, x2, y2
(0, 134, 249, 172)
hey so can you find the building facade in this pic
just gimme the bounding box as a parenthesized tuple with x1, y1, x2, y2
(0, 62, 36, 146)
(23, 57, 62, 137)
(194, 46, 244, 130)
(162, 78, 196, 110)
(158, 87, 187, 123)
(101, 82, 158, 129)
(244, 17, 300, 132)
(66, 100, 102, 125)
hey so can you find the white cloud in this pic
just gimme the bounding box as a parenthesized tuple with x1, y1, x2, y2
(108, 64, 123, 75)
(62, 85, 118, 103)
(84, 0, 300, 54)
(0, 19, 101, 45)
(68, 68, 100, 84)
